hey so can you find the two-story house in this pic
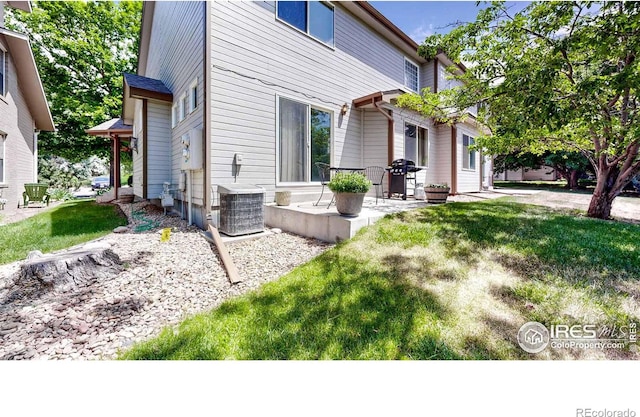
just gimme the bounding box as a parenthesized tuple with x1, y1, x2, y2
(0, 1, 54, 211)
(122, 1, 492, 228)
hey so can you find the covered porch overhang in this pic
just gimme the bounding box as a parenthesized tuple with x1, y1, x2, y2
(85, 118, 133, 200)
(121, 72, 173, 125)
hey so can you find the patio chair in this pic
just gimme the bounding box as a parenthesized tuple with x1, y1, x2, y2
(365, 166, 386, 204)
(314, 162, 334, 208)
(22, 183, 50, 208)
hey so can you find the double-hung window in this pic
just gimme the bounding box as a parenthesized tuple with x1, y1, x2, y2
(404, 123, 428, 167)
(0, 135, 5, 183)
(463, 134, 476, 170)
(277, 1, 334, 47)
(0, 49, 6, 96)
(404, 58, 419, 92)
(278, 96, 331, 183)
(171, 103, 178, 128)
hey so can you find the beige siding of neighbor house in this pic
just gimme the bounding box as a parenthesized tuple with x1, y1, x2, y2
(420, 60, 435, 93)
(209, 1, 421, 201)
(0, 37, 36, 210)
(523, 166, 556, 181)
(142, 1, 205, 215)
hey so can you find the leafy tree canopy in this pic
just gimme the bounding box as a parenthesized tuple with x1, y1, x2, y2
(7, 1, 142, 162)
(397, 1, 639, 218)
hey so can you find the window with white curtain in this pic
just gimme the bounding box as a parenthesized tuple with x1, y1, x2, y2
(278, 96, 331, 183)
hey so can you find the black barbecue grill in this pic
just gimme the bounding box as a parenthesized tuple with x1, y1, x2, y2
(386, 159, 422, 200)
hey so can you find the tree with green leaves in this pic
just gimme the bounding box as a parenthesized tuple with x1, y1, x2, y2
(7, 1, 142, 161)
(397, 1, 639, 219)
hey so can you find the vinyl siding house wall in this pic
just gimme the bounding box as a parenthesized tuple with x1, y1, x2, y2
(126, 1, 491, 229)
(0, 1, 54, 212)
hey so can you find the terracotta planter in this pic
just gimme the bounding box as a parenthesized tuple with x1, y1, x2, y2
(334, 192, 366, 216)
(425, 187, 450, 204)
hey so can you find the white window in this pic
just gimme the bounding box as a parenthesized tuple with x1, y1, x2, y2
(0, 135, 5, 183)
(276, 1, 334, 47)
(278, 96, 332, 183)
(171, 103, 178, 128)
(179, 93, 187, 121)
(0, 49, 6, 96)
(463, 134, 476, 170)
(189, 79, 198, 113)
(404, 123, 428, 166)
(404, 58, 419, 92)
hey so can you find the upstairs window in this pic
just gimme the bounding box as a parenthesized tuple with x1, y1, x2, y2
(463, 134, 476, 170)
(277, 1, 334, 47)
(404, 58, 419, 92)
(0, 50, 6, 96)
(189, 79, 198, 113)
(179, 93, 187, 121)
(171, 103, 178, 128)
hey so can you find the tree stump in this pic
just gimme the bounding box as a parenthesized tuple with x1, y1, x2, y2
(19, 246, 123, 292)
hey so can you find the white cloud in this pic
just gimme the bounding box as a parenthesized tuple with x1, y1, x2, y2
(409, 23, 434, 43)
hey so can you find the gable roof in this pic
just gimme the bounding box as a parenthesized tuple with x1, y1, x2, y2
(85, 118, 133, 138)
(0, 27, 55, 131)
(121, 72, 173, 124)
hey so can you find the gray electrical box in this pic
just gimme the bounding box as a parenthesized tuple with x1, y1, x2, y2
(218, 184, 265, 236)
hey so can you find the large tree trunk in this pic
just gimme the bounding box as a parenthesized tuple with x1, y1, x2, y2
(587, 165, 619, 219)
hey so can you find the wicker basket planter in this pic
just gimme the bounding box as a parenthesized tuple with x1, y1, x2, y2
(425, 186, 450, 204)
(275, 190, 291, 206)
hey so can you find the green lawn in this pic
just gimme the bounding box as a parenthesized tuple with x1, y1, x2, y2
(0, 200, 127, 265)
(121, 200, 640, 360)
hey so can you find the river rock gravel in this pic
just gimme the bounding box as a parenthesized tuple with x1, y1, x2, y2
(0, 200, 331, 360)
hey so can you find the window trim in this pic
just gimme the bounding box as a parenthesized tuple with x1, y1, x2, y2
(0, 134, 6, 184)
(404, 57, 419, 92)
(171, 102, 178, 128)
(404, 122, 429, 168)
(0, 48, 6, 97)
(179, 93, 187, 121)
(275, 94, 334, 186)
(462, 133, 477, 171)
(275, 1, 336, 49)
(189, 78, 198, 114)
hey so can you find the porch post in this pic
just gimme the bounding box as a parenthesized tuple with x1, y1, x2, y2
(113, 134, 121, 199)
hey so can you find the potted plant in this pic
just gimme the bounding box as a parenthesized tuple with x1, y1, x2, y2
(425, 183, 450, 203)
(328, 172, 371, 216)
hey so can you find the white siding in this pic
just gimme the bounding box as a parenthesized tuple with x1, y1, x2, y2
(420, 60, 435, 93)
(362, 109, 388, 195)
(146, 101, 172, 199)
(432, 126, 452, 187)
(143, 1, 205, 218)
(209, 2, 415, 201)
(0, 37, 37, 211)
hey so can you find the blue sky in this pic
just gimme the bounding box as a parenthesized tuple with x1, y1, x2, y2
(369, 1, 530, 43)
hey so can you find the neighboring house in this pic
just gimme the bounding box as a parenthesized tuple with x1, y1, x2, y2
(494, 166, 559, 182)
(0, 1, 54, 211)
(122, 1, 492, 228)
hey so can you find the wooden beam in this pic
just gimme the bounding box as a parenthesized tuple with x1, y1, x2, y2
(450, 126, 457, 194)
(208, 224, 242, 284)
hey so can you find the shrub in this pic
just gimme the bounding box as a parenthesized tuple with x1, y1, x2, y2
(328, 172, 371, 193)
(47, 188, 74, 202)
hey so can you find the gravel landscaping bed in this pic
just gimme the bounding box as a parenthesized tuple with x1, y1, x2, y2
(0, 200, 331, 360)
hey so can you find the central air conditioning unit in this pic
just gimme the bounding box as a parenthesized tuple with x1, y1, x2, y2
(218, 184, 265, 236)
